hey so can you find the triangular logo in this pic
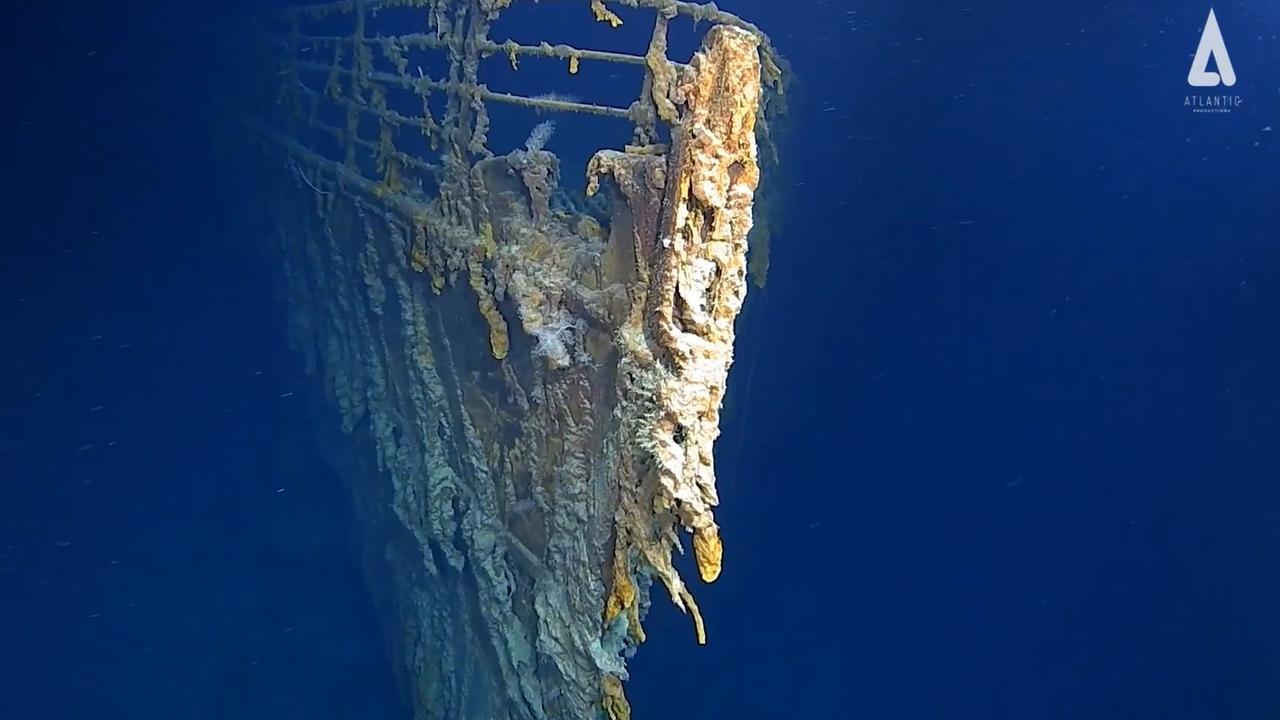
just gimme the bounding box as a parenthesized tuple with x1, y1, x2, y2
(1188, 9, 1236, 87)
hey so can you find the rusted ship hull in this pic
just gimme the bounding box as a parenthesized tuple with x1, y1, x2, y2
(257, 2, 782, 717)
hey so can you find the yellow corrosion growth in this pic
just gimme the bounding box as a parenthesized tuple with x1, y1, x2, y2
(644, 16, 678, 123)
(467, 255, 509, 359)
(476, 215, 499, 258)
(568, 54, 580, 74)
(604, 555, 645, 643)
(410, 219, 429, 273)
(504, 40, 519, 70)
(601, 674, 631, 720)
(590, 0, 623, 27)
(692, 527, 723, 583)
(679, 587, 707, 645)
(603, 568, 632, 624)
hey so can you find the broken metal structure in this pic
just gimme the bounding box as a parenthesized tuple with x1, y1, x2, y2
(254, 1, 784, 718)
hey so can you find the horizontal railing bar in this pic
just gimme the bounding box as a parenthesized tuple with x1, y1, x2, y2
(296, 82, 434, 133)
(294, 59, 448, 92)
(286, 32, 651, 67)
(268, 0, 774, 63)
(294, 60, 633, 119)
(480, 88, 632, 119)
(274, 0, 359, 18)
(293, 86, 442, 176)
(305, 115, 441, 178)
(252, 121, 431, 218)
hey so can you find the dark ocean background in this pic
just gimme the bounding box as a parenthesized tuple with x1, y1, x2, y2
(2, 1, 1278, 719)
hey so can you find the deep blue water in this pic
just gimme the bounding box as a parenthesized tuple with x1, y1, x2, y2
(3, 1, 1278, 719)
